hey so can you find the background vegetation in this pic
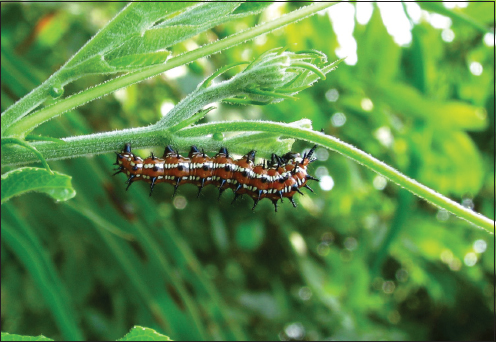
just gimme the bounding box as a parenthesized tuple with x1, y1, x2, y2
(1, 2, 494, 341)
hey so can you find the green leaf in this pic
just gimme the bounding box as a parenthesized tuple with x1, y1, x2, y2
(232, 1, 273, 14)
(48, 3, 195, 81)
(66, 3, 194, 67)
(1, 167, 75, 204)
(117, 326, 172, 341)
(0, 332, 53, 341)
(157, 2, 241, 27)
(62, 1, 270, 79)
(2, 217, 83, 340)
(3, 2, 335, 138)
(104, 27, 196, 60)
(0, 326, 171, 341)
(1, 138, 53, 173)
(417, 131, 485, 196)
(417, 1, 491, 34)
(156, 1, 271, 29)
(106, 51, 171, 69)
(25, 135, 66, 143)
(374, 82, 487, 131)
(356, 6, 401, 82)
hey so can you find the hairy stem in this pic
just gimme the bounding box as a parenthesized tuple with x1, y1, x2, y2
(176, 121, 495, 233)
(4, 118, 492, 232)
(1, 82, 52, 136)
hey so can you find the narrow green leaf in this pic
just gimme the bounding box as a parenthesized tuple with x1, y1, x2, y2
(64, 201, 135, 241)
(199, 62, 251, 89)
(222, 98, 272, 106)
(117, 326, 173, 341)
(105, 26, 197, 59)
(2, 215, 83, 340)
(417, 131, 485, 196)
(232, 1, 273, 14)
(245, 88, 298, 100)
(158, 2, 241, 27)
(291, 61, 326, 80)
(169, 106, 216, 133)
(1, 167, 75, 204)
(0, 332, 53, 341)
(61, 54, 113, 78)
(1, 138, 52, 173)
(25, 135, 66, 143)
(107, 51, 170, 69)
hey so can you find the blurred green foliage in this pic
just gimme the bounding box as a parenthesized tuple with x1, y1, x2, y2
(1, 326, 171, 341)
(1, 2, 493, 341)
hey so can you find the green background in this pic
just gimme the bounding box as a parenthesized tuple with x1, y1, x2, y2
(1, 2, 494, 341)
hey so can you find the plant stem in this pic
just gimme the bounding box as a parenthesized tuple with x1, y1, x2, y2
(175, 121, 495, 233)
(2, 2, 336, 137)
(4, 118, 493, 232)
(1, 126, 164, 165)
(1, 81, 52, 136)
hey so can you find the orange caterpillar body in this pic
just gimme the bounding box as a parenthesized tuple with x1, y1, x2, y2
(114, 144, 318, 211)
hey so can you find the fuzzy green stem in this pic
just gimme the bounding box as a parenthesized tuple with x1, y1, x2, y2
(1, 126, 165, 165)
(1, 81, 52, 136)
(2, 2, 336, 138)
(2, 138, 53, 174)
(175, 121, 495, 233)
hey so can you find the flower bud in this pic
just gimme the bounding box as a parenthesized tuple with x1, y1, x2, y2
(224, 49, 337, 105)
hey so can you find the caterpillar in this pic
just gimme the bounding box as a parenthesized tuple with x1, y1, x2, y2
(113, 143, 318, 211)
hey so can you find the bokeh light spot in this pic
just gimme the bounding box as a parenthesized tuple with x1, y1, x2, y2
(160, 100, 175, 117)
(448, 258, 462, 271)
(441, 29, 455, 42)
(344, 237, 358, 251)
(361, 98, 374, 111)
(473, 239, 487, 253)
(114, 88, 128, 103)
(464, 252, 477, 267)
(315, 148, 329, 162)
(172, 195, 187, 210)
(298, 287, 312, 301)
(373, 175, 387, 190)
(290, 232, 307, 256)
(374, 126, 393, 147)
(325, 88, 339, 102)
(382, 280, 396, 294)
(319, 175, 334, 191)
(355, 1, 373, 25)
(284, 322, 305, 340)
(469, 61, 483, 76)
(328, 3, 358, 65)
(331, 112, 346, 127)
(483, 32, 495, 46)
(164, 65, 187, 79)
(429, 13, 452, 29)
(436, 209, 450, 222)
